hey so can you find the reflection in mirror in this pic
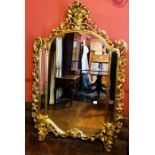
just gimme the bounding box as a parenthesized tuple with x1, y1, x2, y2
(40, 32, 117, 136)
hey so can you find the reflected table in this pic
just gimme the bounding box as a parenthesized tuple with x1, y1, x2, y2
(55, 75, 80, 107)
(84, 70, 109, 100)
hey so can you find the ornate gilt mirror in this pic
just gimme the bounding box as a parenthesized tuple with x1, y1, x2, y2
(32, 0, 127, 152)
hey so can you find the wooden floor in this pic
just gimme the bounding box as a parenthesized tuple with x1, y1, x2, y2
(40, 98, 114, 136)
(25, 101, 128, 155)
(25, 123, 128, 155)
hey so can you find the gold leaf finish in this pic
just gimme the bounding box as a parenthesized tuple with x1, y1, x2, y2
(32, 0, 127, 152)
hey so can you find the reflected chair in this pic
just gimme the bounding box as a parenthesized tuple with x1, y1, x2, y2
(81, 73, 97, 93)
(79, 72, 107, 102)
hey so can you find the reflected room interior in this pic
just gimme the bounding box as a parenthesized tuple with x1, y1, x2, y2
(39, 32, 118, 136)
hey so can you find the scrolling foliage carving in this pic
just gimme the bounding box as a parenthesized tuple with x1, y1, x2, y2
(49, 1, 108, 43)
(32, 0, 127, 152)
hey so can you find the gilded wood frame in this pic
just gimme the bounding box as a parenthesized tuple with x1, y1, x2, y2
(32, 0, 127, 152)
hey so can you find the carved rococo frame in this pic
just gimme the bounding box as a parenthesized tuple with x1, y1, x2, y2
(32, 0, 127, 152)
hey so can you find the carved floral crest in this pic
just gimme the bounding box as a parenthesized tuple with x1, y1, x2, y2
(49, 0, 108, 42)
(67, 1, 89, 29)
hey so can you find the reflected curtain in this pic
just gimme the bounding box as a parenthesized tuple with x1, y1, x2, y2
(55, 37, 63, 101)
(49, 48, 56, 105)
(49, 37, 63, 104)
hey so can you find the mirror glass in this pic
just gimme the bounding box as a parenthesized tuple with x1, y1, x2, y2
(39, 32, 118, 136)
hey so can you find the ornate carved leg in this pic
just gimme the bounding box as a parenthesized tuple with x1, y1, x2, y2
(35, 114, 51, 141)
(38, 127, 48, 141)
(38, 134, 47, 141)
(102, 137, 113, 152)
(99, 123, 115, 152)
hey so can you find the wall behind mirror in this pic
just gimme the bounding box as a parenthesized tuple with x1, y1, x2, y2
(26, 0, 129, 116)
